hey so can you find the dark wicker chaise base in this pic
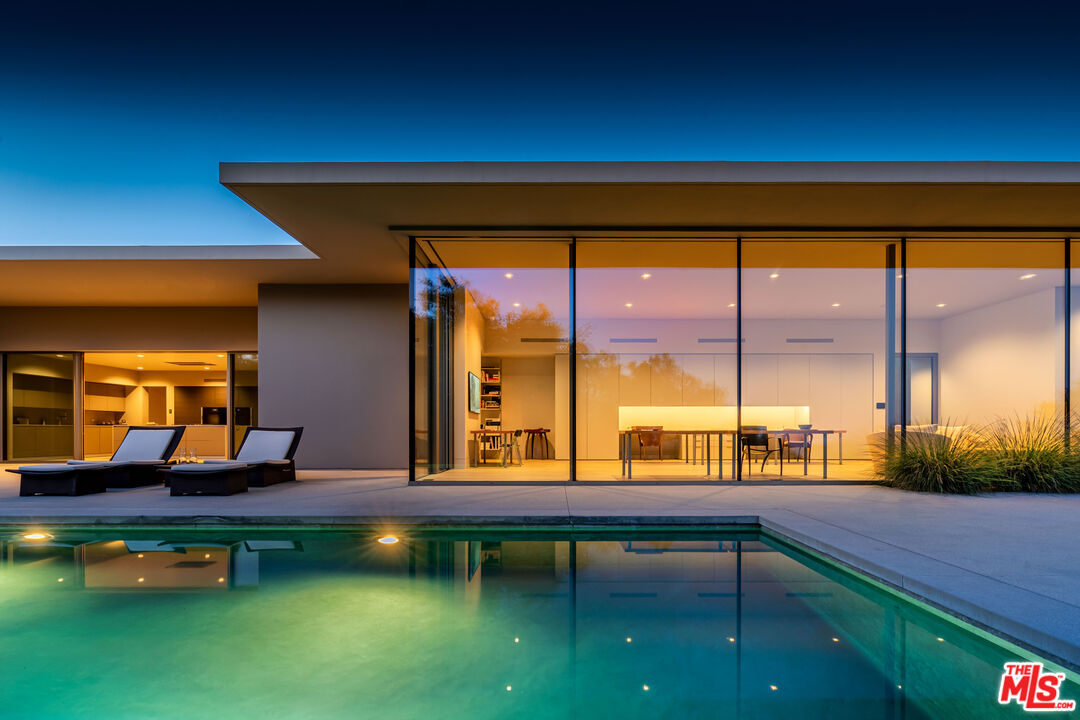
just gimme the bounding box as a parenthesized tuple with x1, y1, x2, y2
(103, 464, 165, 488)
(168, 467, 249, 496)
(248, 461, 296, 487)
(18, 470, 106, 497)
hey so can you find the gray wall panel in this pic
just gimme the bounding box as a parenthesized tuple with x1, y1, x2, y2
(258, 284, 408, 469)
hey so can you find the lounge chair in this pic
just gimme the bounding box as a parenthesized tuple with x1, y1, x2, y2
(9, 426, 186, 496)
(165, 426, 303, 496)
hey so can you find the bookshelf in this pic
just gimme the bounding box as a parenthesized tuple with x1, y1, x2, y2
(479, 358, 502, 460)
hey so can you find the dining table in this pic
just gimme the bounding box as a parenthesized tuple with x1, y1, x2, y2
(619, 428, 846, 479)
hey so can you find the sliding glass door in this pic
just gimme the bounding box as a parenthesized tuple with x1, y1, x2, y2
(906, 240, 1063, 432)
(412, 239, 572, 480)
(740, 240, 896, 481)
(575, 240, 737, 480)
(4, 353, 75, 460)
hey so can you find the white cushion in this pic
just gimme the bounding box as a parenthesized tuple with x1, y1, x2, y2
(19, 463, 108, 473)
(169, 462, 248, 473)
(244, 540, 301, 551)
(236, 430, 295, 463)
(111, 429, 175, 462)
(124, 541, 173, 553)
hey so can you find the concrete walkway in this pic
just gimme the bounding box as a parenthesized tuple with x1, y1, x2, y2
(1, 469, 1079, 671)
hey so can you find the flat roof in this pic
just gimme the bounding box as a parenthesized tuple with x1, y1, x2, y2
(7, 161, 1080, 306)
(220, 160, 1080, 185)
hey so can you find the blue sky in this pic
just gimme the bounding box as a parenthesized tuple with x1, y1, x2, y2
(3, 0, 1080, 246)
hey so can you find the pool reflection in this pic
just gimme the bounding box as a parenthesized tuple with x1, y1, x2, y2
(0, 529, 1074, 719)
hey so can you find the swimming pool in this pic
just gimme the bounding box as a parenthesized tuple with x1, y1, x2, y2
(1, 526, 1075, 719)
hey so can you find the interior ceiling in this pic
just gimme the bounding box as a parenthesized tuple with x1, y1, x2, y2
(6, 162, 1080, 307)
(85, 352, 229, 372)
(447, 265, 1059, 322)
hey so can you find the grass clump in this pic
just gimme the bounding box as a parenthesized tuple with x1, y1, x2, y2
(985, 413, 1080, 493)
(875, 426, 1001, 495)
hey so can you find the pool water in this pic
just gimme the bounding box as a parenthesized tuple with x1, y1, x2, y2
(0, 527, 1074, 719)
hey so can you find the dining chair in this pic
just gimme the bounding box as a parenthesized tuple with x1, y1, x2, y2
(633, 426, 664, 461)
(501, 429, 524, 467)
(783, 429, 813, 463)
(739, 425, 783, 475)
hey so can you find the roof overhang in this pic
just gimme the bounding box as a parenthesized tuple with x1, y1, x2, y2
(7, 161, 1080, 307)
(221, 160, 1080, 277)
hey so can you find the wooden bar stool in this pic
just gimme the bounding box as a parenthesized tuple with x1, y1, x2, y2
(523, 428, 551, 459)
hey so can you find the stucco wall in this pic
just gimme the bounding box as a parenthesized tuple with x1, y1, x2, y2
(0, 307, 257, 351)
(257, 284, 408, 469)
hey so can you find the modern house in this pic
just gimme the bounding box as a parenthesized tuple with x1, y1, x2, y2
(2, 161, 1079, 483)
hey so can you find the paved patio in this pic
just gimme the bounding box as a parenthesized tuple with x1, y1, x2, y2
(1, 468, 1079, 671)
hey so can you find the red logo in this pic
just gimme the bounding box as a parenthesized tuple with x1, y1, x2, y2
(999, 662, 1076, 712)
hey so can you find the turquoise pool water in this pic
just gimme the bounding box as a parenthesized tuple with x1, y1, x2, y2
(0, 527, 1074, 719)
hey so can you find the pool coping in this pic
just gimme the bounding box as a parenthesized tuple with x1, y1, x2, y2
(3, 509, 1078, 673)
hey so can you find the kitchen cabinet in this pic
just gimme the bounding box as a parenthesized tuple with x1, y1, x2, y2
(176, 425, 228, 458)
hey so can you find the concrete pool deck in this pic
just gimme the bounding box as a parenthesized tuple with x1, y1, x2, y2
(1, 468, 1079, 672)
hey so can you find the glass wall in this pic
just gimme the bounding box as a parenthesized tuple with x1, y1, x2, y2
(82, 352, 232, 460)
(232, 353, 259, 454)
(906, 240, 1064, 434)
(411, 236, 1075, 482)
(4, 353, 75, 460)
(741, 241, 897, 480)
(575, 241, 737, 479)
(1072, 241, 1080, 441)
(1, 352, 257, 463)
(413, 239, 571, 480)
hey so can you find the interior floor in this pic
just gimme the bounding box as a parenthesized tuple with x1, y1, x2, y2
(417, 458, 877, 482)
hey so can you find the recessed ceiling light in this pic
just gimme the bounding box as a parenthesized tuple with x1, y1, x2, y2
(642, 685, 650, 692)
(137, 354, 144, 358)
(217, 354, 225, 358)
(55, 354, 64, 358)
(936, 303, 947, 308)
(504, 273, 513, 279)
(512, 302, 521, 308)
(831, 303, 840, 307)
(640, 273, 651, 279)
(769, 273, 779, 279)
(626, 637, 632, 643)
(506, 685, 512, 692)
(769, 685, 779, 691)
(377, 535, 399, 545)
(727, 303, 736, 308)
(624, 302, 633, 308)
(136, 366, 143, 370)
(1019, 273, 1037, 280)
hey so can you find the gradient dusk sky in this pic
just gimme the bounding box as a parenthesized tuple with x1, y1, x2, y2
(2, 0, 1080, 245)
